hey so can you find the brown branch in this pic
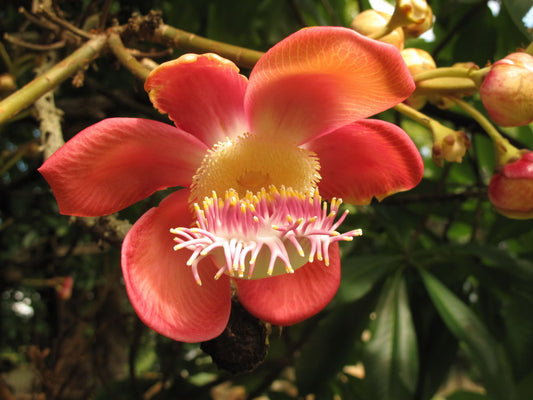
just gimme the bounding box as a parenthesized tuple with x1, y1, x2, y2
(38, 6, 94, 39)
(3, 33, 66, 51)
(107, 30, 151, 81)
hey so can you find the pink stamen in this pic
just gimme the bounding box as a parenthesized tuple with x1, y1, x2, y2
(170, 186, 362, 285)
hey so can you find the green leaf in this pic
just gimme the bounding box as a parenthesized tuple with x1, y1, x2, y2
(445, 390, 488, 400)
(502, 0, 533, 39)
(295, 294, 375, 397)
(336, 254, 399, 303)
(420, 269, 515, 400)
(363, 271, 419, 400)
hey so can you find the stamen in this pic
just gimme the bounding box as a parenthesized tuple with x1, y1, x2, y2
(171, 186, 362, 284)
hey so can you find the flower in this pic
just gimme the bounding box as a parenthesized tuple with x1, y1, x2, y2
(480, 52, 533, 127)
(39, 27, 423, 342)
(489, 151, 533, 219)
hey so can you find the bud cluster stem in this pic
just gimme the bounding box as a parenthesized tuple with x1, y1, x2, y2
(449, 96, 522, 167)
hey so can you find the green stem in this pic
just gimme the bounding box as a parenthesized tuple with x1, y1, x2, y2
(415, 77, 477, 93)
(394, 102, 432, 129)
(151, 24, 264, 69)
(414, 66, 489, 87)
(0, 34, 107, 126)
(107, 30, 151, 81)
(449, 96, 522, 166)
(394, 102, 453, 136)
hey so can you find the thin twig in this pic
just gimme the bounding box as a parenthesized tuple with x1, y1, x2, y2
(38, 6, 93, 39)
(4, 33, 66, 51)
(18, 6, 59, 32)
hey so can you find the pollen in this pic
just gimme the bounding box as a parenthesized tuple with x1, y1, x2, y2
(170, 186, 362, 285)
(190, 133, 321, 202)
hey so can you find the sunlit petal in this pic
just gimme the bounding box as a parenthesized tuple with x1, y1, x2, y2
(122, 189, 232, 342)
(245, 27, 414, 144)
(39, 118, 207, 216)
(235, 243, 341, 326)
(305, 120, 424, 205)
(145, 53, 249, 146)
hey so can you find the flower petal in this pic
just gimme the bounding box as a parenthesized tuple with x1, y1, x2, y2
(305, 120, 423, 205)
(245, 27, 414, 144)
(145, 53, 249, 146)
(122, 189, 232, 342)
(39, 118, 207, 217)
(235, 243, 341, 326)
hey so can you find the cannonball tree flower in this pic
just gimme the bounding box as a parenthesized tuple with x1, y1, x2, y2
(480, 52, 533, 127)
(39, 27, 423, 342)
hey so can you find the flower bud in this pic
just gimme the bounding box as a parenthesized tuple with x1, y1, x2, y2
(0, 73, 16, 94)
(403, 3, 433, 38)
(56, 276, 74, 300)
(432, 128, 470, 167)
(489, 151, 533, 219)
(351, 10, 405, 50)
(480, 52, 533, 127)
(395, 0, 430, 24)
(401, 48, 436, 109)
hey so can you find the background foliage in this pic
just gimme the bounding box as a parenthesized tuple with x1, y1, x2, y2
(1, 0, 532, 399)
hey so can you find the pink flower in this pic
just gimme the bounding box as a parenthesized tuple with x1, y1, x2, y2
(39, 27, 423, 342)
(489, 151, 533, 219)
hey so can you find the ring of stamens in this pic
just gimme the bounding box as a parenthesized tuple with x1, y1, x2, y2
(170, 186, 362, 285)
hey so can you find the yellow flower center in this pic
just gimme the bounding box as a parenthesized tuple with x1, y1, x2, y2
(172, 132, 362, 283)
(190, 133, 321, 201)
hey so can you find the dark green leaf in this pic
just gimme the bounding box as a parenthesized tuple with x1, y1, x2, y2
(295, 294, 376, 397)
(420, 269, 515, 400)
(363, 271, 419, 400)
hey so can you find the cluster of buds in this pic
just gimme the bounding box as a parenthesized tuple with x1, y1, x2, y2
(351, 0, 533, 219)
(351, 0, 433, 50)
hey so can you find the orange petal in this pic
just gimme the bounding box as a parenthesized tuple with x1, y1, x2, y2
(305, 120, 423, 205)
(145, 53, 249, 146)
(39, 118, 207, 217)
(245, 27, 414, 144)
(122, 189, 232, 342)
(235, 243, 341, 326)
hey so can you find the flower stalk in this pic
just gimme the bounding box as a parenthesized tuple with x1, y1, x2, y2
(449, 96, 522, 167)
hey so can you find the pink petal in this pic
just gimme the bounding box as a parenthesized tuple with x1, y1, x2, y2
(245, 27, 414, 144)
(122, 189, 232, 342)
(235, 243, 341, 326)
(305, 120, 423, 205)
(145, 54, 249, 146)
(39, 118, 207, 217)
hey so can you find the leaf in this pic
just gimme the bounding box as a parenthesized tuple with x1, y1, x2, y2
(363, 271, 419, 400)
(295, 294, 376, 397)
(336, 254, 399, 303)
(420, 269, 515, 400)
(502, 0, 533, 39)
(445, 391, 488, 400)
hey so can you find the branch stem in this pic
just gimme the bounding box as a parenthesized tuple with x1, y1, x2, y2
(449, 96, 522, 166)
(0, 34, 107, 126)
(152, 24, 264, 69)
(107, 30, 151, 81)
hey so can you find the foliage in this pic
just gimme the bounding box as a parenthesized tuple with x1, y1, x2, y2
(1, 0, 532, 399)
